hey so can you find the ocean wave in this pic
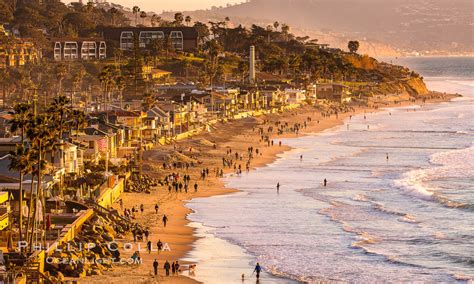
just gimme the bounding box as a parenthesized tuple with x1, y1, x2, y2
(393, 145, 474, 208)
(446, 79, 474, 88)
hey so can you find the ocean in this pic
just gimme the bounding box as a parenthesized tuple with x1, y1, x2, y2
(184, 57, 474, 283)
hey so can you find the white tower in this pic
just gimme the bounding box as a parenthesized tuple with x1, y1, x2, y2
(249, 45, 256, 84)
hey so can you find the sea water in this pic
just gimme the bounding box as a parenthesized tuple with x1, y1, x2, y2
(185, 57, 474, 283)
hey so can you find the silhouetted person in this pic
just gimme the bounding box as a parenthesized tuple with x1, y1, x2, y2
(164, 260, 171, 276)
(254, 263, 262, 280)
(153, 259, 158, 275)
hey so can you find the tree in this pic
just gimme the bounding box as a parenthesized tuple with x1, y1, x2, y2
(71, 109, 86, 139)
(0, 1, 14, 24)
(237, 60, 248, 83)
(55, 64, 67, 96)
(9, 144, 32, 248)
(9, 102, 31, 142)
(149, 38, 164, 66)
(140, 11, 147, 26)
(109, 7, 118, 26)
(348, 40, 360, 53)
(48, 95, 70, 140)
(203, 40, 223, 86)
(193, 21, 210, 46)
(273, 21, 279, 31)
(132, 6, 140, 26)
(142, 92, 155, 111)
(281, 23, 290, 41)
(174, 12, 184, 26)
(151, 14, 161, 27)
(27, 114, 55, 247)
(185, 15, 192, 26)
(98, 65, 117, 113)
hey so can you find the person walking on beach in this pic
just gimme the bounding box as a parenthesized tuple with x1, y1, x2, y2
(162, 215, 168, 227)
(324, 178, 327, 187)
(276, 182, 280, 193)
(194, 183, 198, 192)
(153, 259, 158, 276)
(147, 240, 152, 254)
(164, 260, 171, 276)
(140, 204, 144, 214)
(300, 155, 303, 161)
(175, 261, 180, 276)
(155, 203, 159, 214)
(171, 261, 176, 276)
(144, 229, 149, 241)
(157, 239, 163, 253)
(254, 263, 262, 280)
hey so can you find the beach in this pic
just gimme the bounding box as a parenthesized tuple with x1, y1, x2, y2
(83, 94, 454, 283)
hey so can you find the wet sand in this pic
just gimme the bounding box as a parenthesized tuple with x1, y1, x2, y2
(84, 96, 452, 283)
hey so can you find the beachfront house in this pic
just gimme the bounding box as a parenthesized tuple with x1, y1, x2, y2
(285, 89, 307, 104)
(316, 83, 351, 103)
(144, 106, 171, 140)
(259, 87, 286, 108)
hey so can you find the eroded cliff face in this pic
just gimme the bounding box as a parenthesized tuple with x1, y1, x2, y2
(405, 77, 430, 96)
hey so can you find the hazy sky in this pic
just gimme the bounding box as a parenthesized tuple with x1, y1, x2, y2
(65, 1, 242, 12)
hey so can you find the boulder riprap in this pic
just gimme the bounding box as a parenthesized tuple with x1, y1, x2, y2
(44, 213, 138, 281)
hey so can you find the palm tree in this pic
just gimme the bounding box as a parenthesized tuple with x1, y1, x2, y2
(116, 75, 126, 108)
(55, 64, 67, 96)
(72, 67, 86, 103)
(273, 21, 280, 31)
(183, 59, 191, 81)
(9, 102, 31, 142)
(185, 15, 192, 26)
(281, 23, 290, 41)
(48, 96, 70, 140)
(27, 115, 55, 246)
(98, 65, 116, 113)
(132, 6, 140, 26)
(174, 13, 184, 26)
(9, 144, 31, 248)
(140, 11, 147, 26)
(71, 109, 87, 139)
(109, 7, 118, 26)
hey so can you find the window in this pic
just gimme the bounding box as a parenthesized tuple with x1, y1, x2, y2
(139, 31, 164, 48)
(120, 31, 134, 50)
(81, 41, 97, 60)
(99, 41, 107, 59)
(170, 31, 183, 50)
(54, 42, 62, 60)
(63, 42, 78, 60)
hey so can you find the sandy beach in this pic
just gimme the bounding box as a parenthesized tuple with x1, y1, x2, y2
(82, 95, 453, 284)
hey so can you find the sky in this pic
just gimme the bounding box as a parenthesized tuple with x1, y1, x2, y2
(65, 0, 242, 12)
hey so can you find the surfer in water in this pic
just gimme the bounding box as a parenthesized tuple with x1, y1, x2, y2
(276, 182, 280, 192)
(324, 178, 327, 187)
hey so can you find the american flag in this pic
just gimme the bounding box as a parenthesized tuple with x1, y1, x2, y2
(97, 138, 107, 152)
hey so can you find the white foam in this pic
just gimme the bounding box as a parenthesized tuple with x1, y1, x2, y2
(394, 145, 474, 199)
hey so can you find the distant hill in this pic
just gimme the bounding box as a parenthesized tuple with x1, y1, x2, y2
(166, 0, 473, 56)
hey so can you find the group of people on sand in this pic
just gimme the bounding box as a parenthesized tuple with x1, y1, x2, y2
(123, 203, 145, 219)
(162, 172, 199, 194)
(120, 111, 334, 281)
(152, 259, 182, 277)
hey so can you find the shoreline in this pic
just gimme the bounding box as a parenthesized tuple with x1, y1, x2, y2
(83, 94, 454, 283)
